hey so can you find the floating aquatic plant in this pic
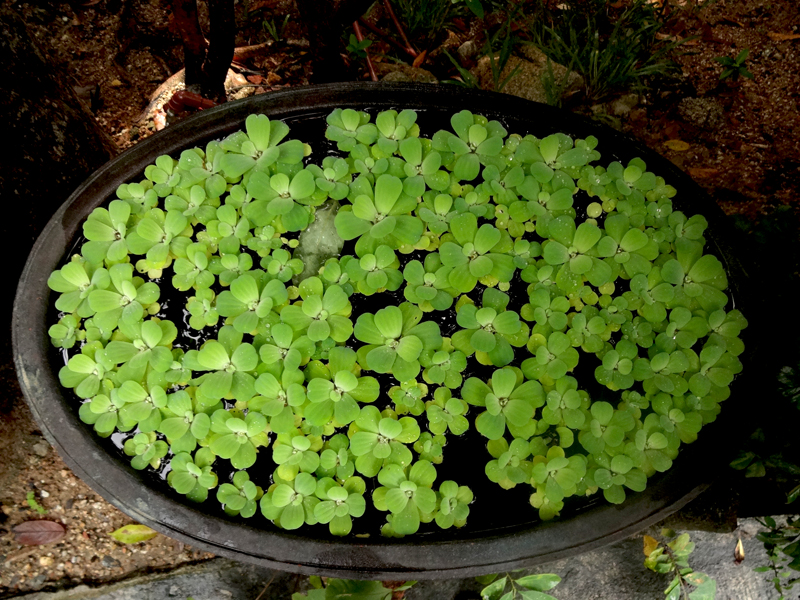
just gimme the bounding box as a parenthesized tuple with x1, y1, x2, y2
(48, 107, 747, 537)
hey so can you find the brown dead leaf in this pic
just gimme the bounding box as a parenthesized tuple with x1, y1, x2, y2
(13, 520, 66, 546)
(451, 17, 468, 32)
(735, 538, 745, 563)
(688, 167, 719, 178)
(700, 22, 718, 43)
(657, 32, 697, 45)
(247, 75, 264, 84)
(412, 50, 427, 69)
(643, 535, 659, 556)
(719, 17, 745, 27)
(662, 121, 683, 139)
(768, 32, 800, 41)
(665, 140, 690, 151)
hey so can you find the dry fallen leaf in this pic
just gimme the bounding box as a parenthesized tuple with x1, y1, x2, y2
(665, 140, 690, 152)
(768, 32, 800, 41)
(643, 535, 659, 556)
(688, 167, 719, 178)
(412, 50, 427, 69)
(735, 538, 745, 563)
(719, 17, 745, 27)
(13, 520, 66, 546)
(656, 32, 685, 42)
(110, 523, 158, 544)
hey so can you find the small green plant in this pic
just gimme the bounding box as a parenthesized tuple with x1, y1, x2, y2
(392, 0, 456, 42)
(480, 4, 523, 93)
(442, 49, 481, 88)
(293, 577, 415, 599)
(541, 56, 577, 108)
(729, 428, 800, 482)
(715, 48, 754, 82)
(477, 571, 562, 600)
(346, 34, 372, 60)
(26, 491, 47, 515)
(459, 0, 485, 19)
(643, 530, 717, 599)
(527, 0, 681, 101)
(263, 15, 290, 43)
(755, 516, 800, 598)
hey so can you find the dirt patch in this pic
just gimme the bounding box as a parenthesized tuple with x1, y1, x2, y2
(0, 336, 213, 597)
(616, 0, 800, 219)
(0, 434, 214, 597)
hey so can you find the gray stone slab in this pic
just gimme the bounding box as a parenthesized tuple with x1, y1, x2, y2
(406, 519, 780, 600)
(14, 519, 784, 600)
(510, 526, 775, 600)
(14, 560, 298, 600)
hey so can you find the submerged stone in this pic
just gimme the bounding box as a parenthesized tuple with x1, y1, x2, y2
(293, 200, 345, 284)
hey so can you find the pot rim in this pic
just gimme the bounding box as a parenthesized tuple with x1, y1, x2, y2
(12, 82, 754, 579)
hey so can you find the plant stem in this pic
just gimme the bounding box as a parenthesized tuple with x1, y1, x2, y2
(171, 0, 207, 89)
(662, 545, 691, 600)
(203, 0, 235, 102)
(506, 573, 521, 598)
(254, 573, 276, 600)
(382, 0, 417, 57)
(358, 17, 416, 57)
(353, 21, 378, 81)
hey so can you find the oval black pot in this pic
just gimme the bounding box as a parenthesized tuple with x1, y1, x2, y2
(12, 82, 755, 580)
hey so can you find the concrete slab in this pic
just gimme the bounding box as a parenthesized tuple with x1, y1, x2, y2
(14, 518, 784, 600)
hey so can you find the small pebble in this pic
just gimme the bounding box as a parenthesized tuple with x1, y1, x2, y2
(39, 556, 54, 567)
(169, 584, 180, 596)
(32, 442, 49, 457)
(101, 555, 121, 569)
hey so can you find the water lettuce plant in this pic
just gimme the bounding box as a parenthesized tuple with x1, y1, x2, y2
(47, 106, 747, 538)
